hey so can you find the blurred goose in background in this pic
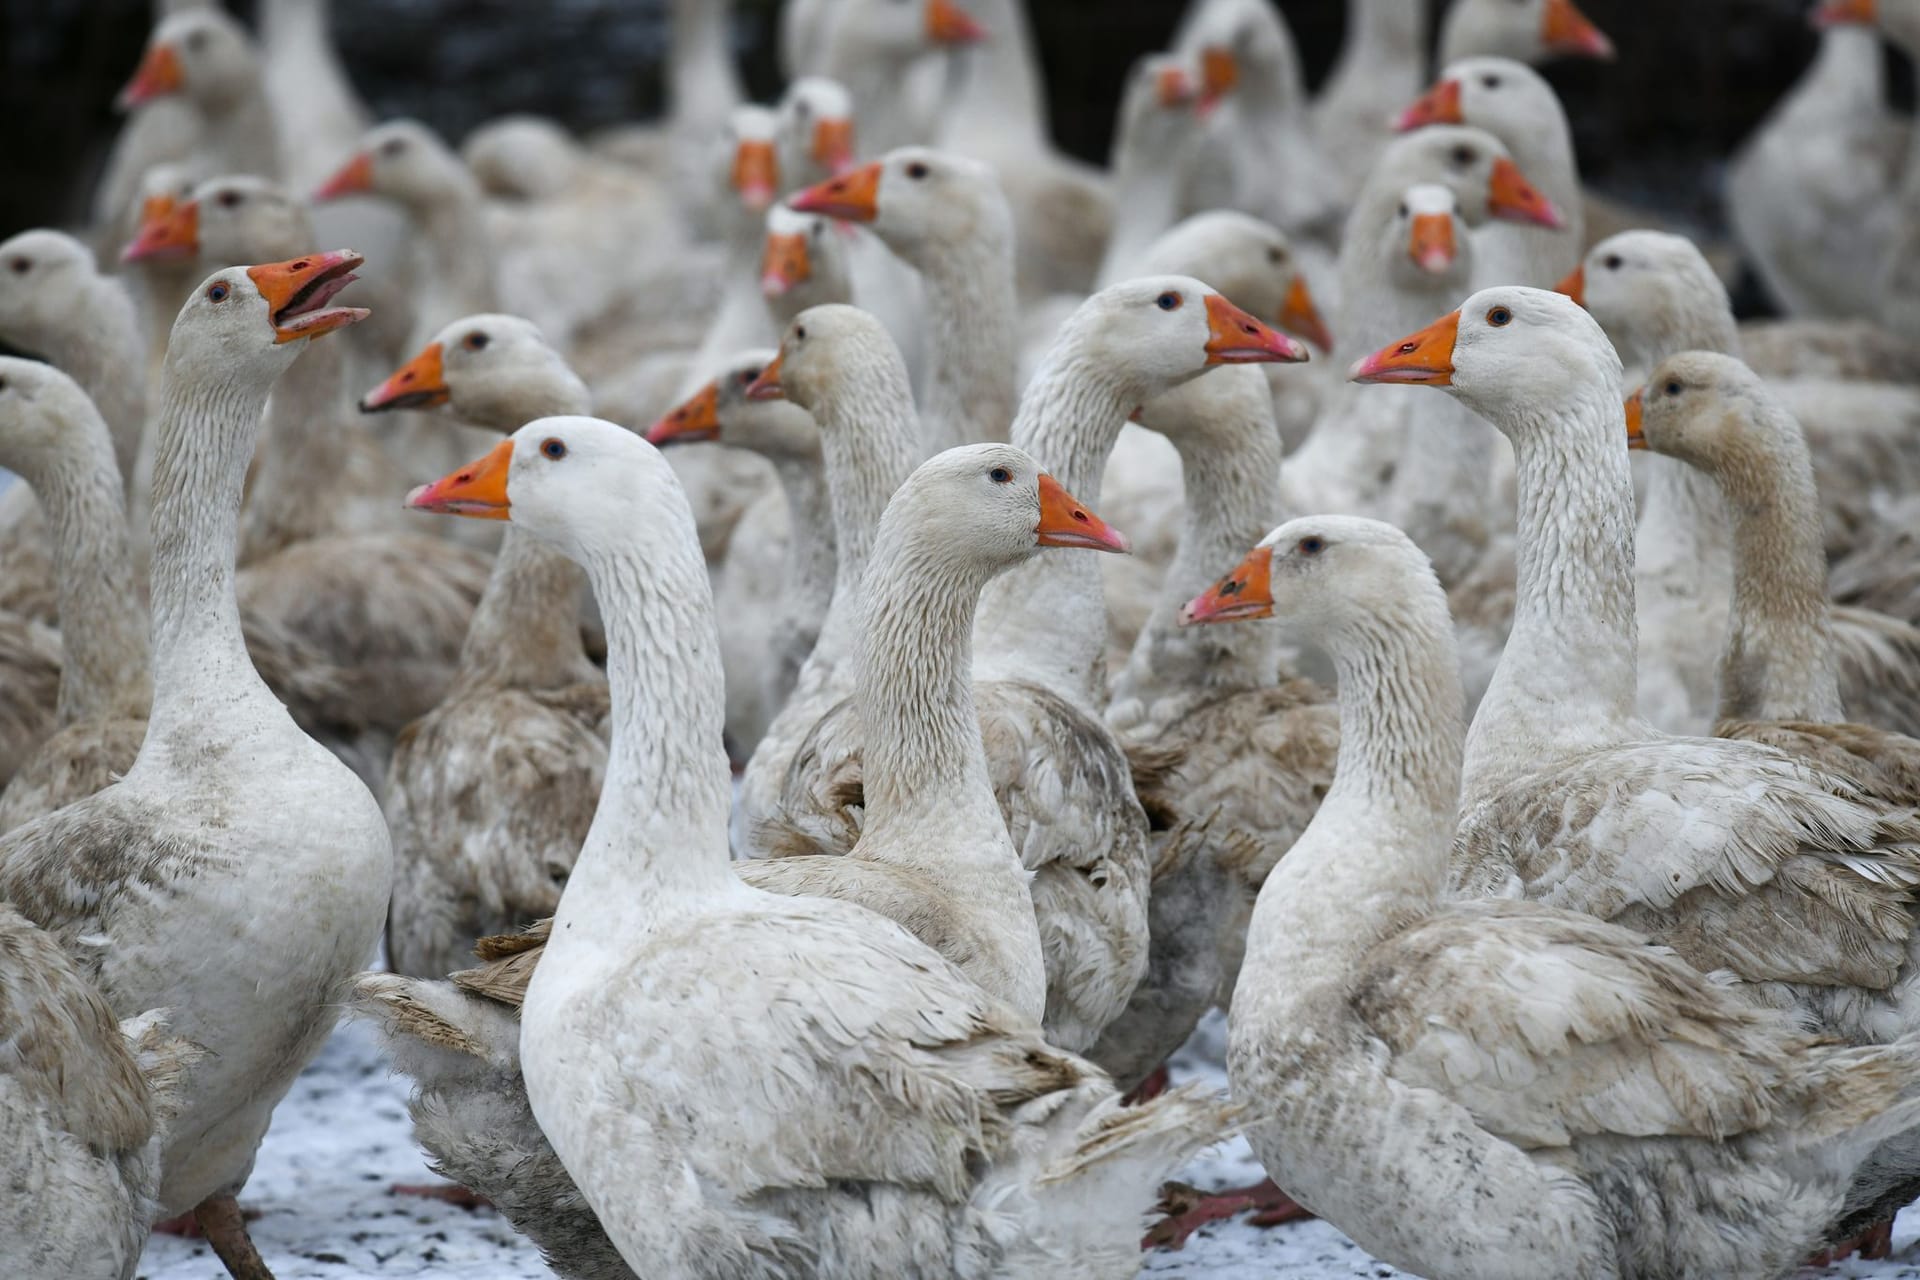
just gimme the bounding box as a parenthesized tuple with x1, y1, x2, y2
(1439, 0, 1615, 64)
(1313, 0, 1432, 202)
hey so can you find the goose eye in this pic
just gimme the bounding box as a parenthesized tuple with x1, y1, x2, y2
(1487, 306, 1513, 327)
(1299, 536, 1325, 555)
(1156, 291, 1182, 311)
(905, 162, 930, 180)
(1397, 202, 1409, 218)
(186, 30, 208, 52)
(1483, 74, 1501, 89)
(988, 466, 1012, 483)
(8, 257, 29, 274)
(1602, 254, 1623, 271)
(540, 438, 568, 460)
(217, 191, 242, 208)
(1664, 379, 1683, 396)
(463, 332, 490, 351)
(0, 377, 8, 391)
(207, 282, 229, 303)
(1450, 146, 1476, 167)
(380, 138, 406, 157)
(1267, 247, 1286, 265)
(793, 325, 807, 341)
(741, 368, 761, 385)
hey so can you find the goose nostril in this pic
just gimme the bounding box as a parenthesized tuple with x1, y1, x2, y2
(291, 260, 309, 270)
(1073, 510, 1088, 522)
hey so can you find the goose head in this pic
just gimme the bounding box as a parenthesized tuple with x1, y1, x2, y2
(1817, 0, 1920, 56)
(746, 303, 907, 417)
(1441, 0, 1614, 64)
(1555, 230, 1734, 379)
(1111, 52, 1203, 163)
(1181, 514, 1438, 631)
(707, 105, 784, 219)
(1350, 284, 1621, 436)
(789, 146, 1011, 265)
(1368, 126, 1564, 230)
(0, 357, 106, 480)
(1177, 0, 1302, 112)
(826, 0, 986, 66)
(166, 252, 368, 378)
(1141, 211, 1331, 352)
(361, 313, 586, 430)
(879, 443, 1130, 572)
(0, 230, 106, 340)
(127, 175, 316, 268)
(1626, 351, 1789, 481)
(777, 77, 859, 184)
(117, 8, 260, 112)
(649, 350, 822, 464)
(461, 115, 584, 201)
(1059, 275, 1310, 394)
(760, 203, 853, 309)
(1388, 183, 1473, 287)
(1396, 58, 1572, 163)
(313, 120, 471, 209)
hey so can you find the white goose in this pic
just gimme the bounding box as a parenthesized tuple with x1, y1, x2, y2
(0, 252, 391, 1276)
(405, 414, 1231, 1280)
(1438, 0, 1615, 64)
(1313, 0, 1432, 202)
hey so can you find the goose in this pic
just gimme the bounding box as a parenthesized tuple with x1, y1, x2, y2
(90, 1, 209, 241)
(791, 146, 1018, 453)
(1561, 229, 1920, 733)
(258, 0, 370, 189)
(1313, 0, 1432, 203)
(0, 252, 391, 1279)
(1352, 288, 1920, 1057)
(818, 0, 985, 159)
(1396, 57, 1584, 288)
(1627, 353, 1920, 780)
(1093, 52, 1208, 290)
(1438, 0, 1615, 65)
(1180, 511, 1920, 1280)
(0, 906, 203, 1280)
(404, 412, 1232, 1279)
(359, 313, 608, 980)
(0, 617, 60, 795)
(112, 7, 281, 185)
(588, 0, 743, 198)
(776, 76, 859, 187)
(0, 362, 149, 836)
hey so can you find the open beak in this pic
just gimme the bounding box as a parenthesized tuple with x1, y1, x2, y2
(1542, 0, 1615, 59)
(122, 195, 198, 263)
(1624, 388, 1646, 449)
(1179, 544, 1273, 626)
(811, 117, 857, 177)
(118, 42, 183, 110)
(732, 139, 780, 213)
(1205, 293, 1310, 365)
(1278, 276, 1333, 352)
(407, 438, 513, 521)
(647, 381, 722, 446)
(761, 232, 812, 298)
(1349, 309, 1460, 386)
(745, 351, 787, 401)
(1199, 46, 1238, 114)
(926, 0, 986, 44)
(1554, 265, 1587, 306)
(1409, 213, 1457, 275)
(789, 162, 882, 222)
(361, 342, 448, 412)
(1815, 0, 1878, 25)
(245, 249, 369, 344)
(1036, 474, 1129, 553)
(1487, 157, 1565, 229)
(1156, 65, 1196, 109)
(313, 152, 374, 202)
(1396, 79, 1462, 132)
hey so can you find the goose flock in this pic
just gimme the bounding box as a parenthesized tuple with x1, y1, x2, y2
(10, 1, 1920, 1278)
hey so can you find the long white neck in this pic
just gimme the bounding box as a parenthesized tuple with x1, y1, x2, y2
(670, 0, 742, 140)
(202, 75, 284, 181)
(1319, 0, 1430, 123)
(453, 529, 592, 694)
(1387, 392, 1500, 588)
(238, 332, 353, 563)
(910, 214, 1019, 453)
(1781, 27, 1886, 127)
(688, 222, 776, 392)
(1097, 134, 1189, 287)
(769, 452, 836, 682)
(939, 0, 1048, 151)
(1467, 377, 1640, 785)
(10, 283, 149, 496)
(411, 177, 499, 333)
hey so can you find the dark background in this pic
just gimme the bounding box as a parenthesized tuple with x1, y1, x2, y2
(0, 0, 1903, 241)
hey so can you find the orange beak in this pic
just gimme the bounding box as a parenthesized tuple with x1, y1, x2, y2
(1624, 388, 1645, 449)
(1542, 0, 1615, 59)
(1278, 276, 1333, 352)
(245, 249, 369, 344)
(1409, 213, 1457, 275)
(1155, 65, 1196, 109)
(1205, 293, 1311, 365)
(407, 438, 514, 520)
(746, 351, 787, 401)
(1036, 474, 1130, 553)
(122, 196, 199, 263)
(361, 342, 448, 413)
(1815, 0, 1877, 25)
(1487, 156, 1566, 229)
(1349, 309, 1461, 386)
(118, 42, 184, 110)
(926, 0, 986, 44)
(810, 116, 858, 177)
(760, 232, 812, 298)
(789, 161, 882, 222)
(1179, 544, 1273, 626)
(647, 381, 723, 446)
(1199, 46, 1238, 113)
(732, 139, 780, 213)
(1396, 79, 1463, 133)
(1554, 265, 1587, 306)
(313, 152, 374, 202)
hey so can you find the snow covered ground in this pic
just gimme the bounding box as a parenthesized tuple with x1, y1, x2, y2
(137, 1011, 1920, 1280)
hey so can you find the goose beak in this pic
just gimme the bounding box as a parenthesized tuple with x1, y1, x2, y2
(1155, 65, 1196, 109)
(1409, 214, 1457, 275)
(1815, 0, 1877, 25)
(1542, 0, 1616, 59)
(811, 117, 858, 177)
(246, 250, 369, 344)
(1205, 293, 1310, 365)
(1349, 310, 1460, 386)
(745, 351, 787, 401)
(1486, 157, 1566, 230)
(926, 0, 986, 44)
(1554, 265, 1586, 306)
(408, 438, 514, 520)
(1198, 46, 1238, 114)
(122, 195, 198, 263)
(789, 162, 882, 222)
(1036, 474, 1130, 553)
(118, 42, 183, 110)
(361, 342, 448, 413)
(313, 152, 374, 202)
(731, 139, 780, 213)
(1179, 544, 1273, 626)
(1278, 277, 1333, 352)
(647, 381, 722, 445)
(761, 232, 812, 297)
(1395, 79, 1462, 132)
(1624, 388, 1646, 449)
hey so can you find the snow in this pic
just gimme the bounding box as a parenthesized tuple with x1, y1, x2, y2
(135, 1011, 1920, 1280)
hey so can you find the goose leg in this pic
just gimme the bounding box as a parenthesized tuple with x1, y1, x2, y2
(194, 1192, 276, 1280)
(1142, 1177, 1313, 1250)
(152, 1201, 261, 1237)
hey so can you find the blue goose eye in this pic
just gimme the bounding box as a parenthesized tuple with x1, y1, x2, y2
(1156, 291, 1182, 311)
(1299, 536, 1325, 555)
(988, 467, 1012, 483)
(207, 282, 229, 302)
(540, 438, 568, 460)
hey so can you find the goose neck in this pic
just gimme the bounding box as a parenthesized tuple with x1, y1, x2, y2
(417, 177, 499, 318)
(239, 333, 351, 563)
(1098, 139, 1188, 287)
(451, 528, 592, 694)
(670, 0, 742, 134)
(913, 223, 1018, 452)
(940, 0, 1047, 149)
(39, 282, 149, 491)
(772, 452, 836, 627)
